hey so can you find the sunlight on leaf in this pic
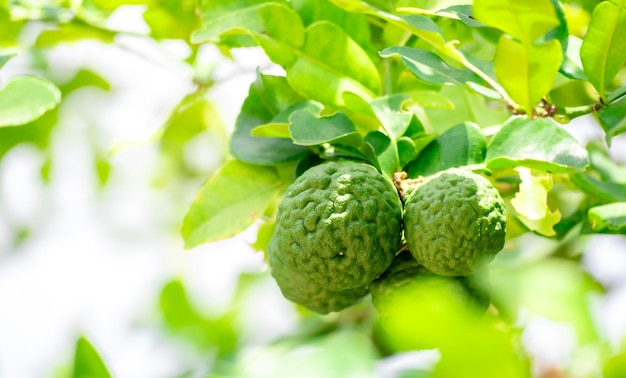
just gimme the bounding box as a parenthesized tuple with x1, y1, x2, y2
(511, 167, 561, 236)
(0, 75, 61, 127)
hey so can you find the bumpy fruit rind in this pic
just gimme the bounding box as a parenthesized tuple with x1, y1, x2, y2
(272, 161, 403, 290)
(268, 238, 368, 314)
(403, 168, 506, 276)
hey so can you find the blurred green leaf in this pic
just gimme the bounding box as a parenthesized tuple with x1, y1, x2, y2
(580, 0, 626, 98)
(0, 75, 61, 127)
(235, 330, 377, 378)
(486, 117, 589, 173)
(0, 53, 13, 68)
(181, 160, 284, 248)
(510, 167, 561, 236)
(588, 202, 626, 234)
(604, 353, 626, 378)
(473, 0, 560, 43)
(231, 74, 310, 165)
(598, 94, 626, 142)
(406, 122, 486, 177)
(380, 46, 486, 88)
(143, 0, 200, 40)
(289, 104, 363, 147)
(250, 123, 291, 138)
(35, 22, 116, 47)
(493, 36, 562, 111)
(72, 336, 111, 378)
(159, 280, 237, 356)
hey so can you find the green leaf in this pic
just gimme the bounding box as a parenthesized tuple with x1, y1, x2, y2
(604, 353, 626, 378)
(73, 336, 111, 378)
(0, 53, 13, 68)
(598, 94, 626, 142)
(143, 0, 201, 40)
(363, 131, 398, 178)
(510, 167, 561, 236)
(473, 0, 560, 43)
(486, 117, 590, 173)
(406, 122, 486, 177)
(181, 160, 283, 249)
(250, 123, 291, 138)
(35, 23, 116, 47)
(159, 280, 238, 355)
(0, 75, 61, 127)
(588, 202, 626, 234)
(397, 137, 417, 168)
(560, 36, 587, 80)
(570, 173, 626, 202)
(439, 5, 485, 28)
(285, 21, 381, 106)
(580, 0, 626, 99)
(289, 104, 363, 147)
(192, 3, 304, 67)
(231, 74, 310, 165)
(370, 94, 414, 140)
(380, 46, 486, 88)
(494, 36, 562, 111)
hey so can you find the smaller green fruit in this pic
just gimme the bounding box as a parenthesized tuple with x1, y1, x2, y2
(403, 168, 506, 276)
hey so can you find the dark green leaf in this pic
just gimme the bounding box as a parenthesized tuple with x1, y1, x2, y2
(231, 74, 309, 165)
(588, 203, 626, 234)
(598, 94, 626, 142)
(289, 104, 363, 147)
(406, 122, 486, 177)
(181, 160, 284, 248)
(439, 5, 485, 28)
(0, 75, 61, 127)
(73, 336, 111, 378)
(380, 46, 486, 88)
(473, 0, 560, 43)
(485, 117, 590, 173)
(580, 0, 626, 98)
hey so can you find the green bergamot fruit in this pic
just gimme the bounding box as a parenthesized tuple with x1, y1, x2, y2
(271, 161, 403, 291)
(369, 251, 490, 314)
(403, 168, 506, 276)
(267, 238, 368, 314)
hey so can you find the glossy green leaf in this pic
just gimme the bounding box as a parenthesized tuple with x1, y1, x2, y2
(580, 0, 626, 98)
(0, 76, 61, 127)
(494, 36, 562, 111)
(510, 167, 561, 236)
(486, 117, 590, 173)
(181, 160, 283, 248)
(473, 0, 560, 43)
(598, 94, 626, 142)
(380, 46, 485, 88)
(370, 94, 414, 140)
(230, 74, 309, 165)
(570, 173, 626, 202)
(73, 337, 111, 378)
(406, 122, 486, 177)
(588, 202, 626, 234)
(289, 104, 363, 147)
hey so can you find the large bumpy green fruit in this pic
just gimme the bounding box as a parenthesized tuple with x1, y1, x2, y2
(403, 168, 506, 276)
(267, 238, 368, 314)
(271, 161, 403, 292)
